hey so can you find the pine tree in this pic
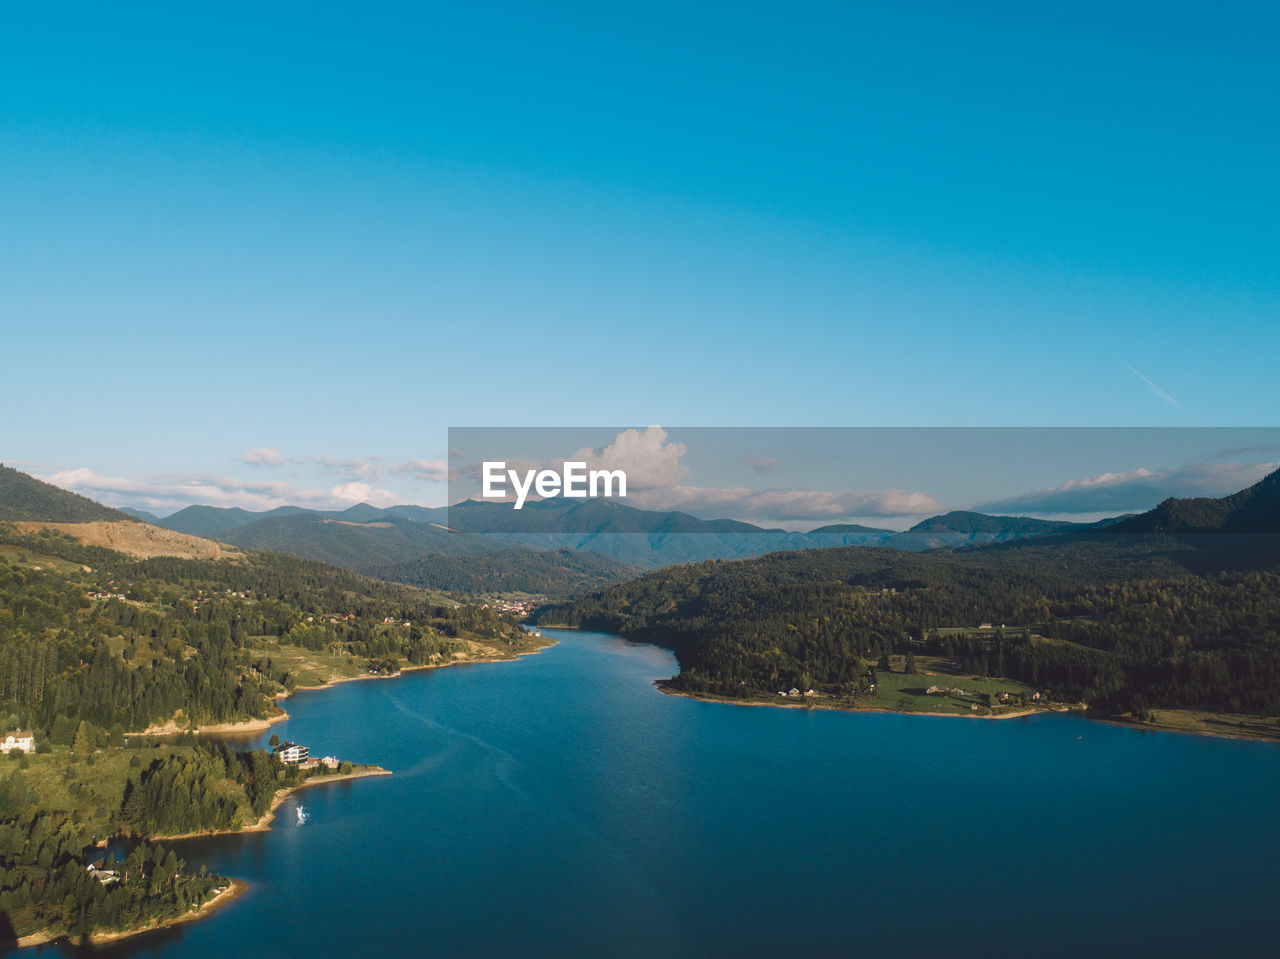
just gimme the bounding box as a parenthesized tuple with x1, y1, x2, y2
(73, 721, 94, 757)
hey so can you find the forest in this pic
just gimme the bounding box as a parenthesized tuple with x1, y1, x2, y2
(0, 524, 527, 738)
(0, 517, 528, 944)
(0, 765, 224, 942)
(537, 535, 1280, 718)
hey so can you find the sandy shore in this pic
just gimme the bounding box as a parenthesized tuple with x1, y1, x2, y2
(14, 879, 249, 948)
(152, 766, 392, 841)
(133, 710, 290, 737)
(132, 635, 555, 736)
(277, 634, 558, 697)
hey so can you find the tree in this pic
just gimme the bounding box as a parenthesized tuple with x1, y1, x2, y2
(268, 733, 280, 748)
(904, 651, 919, 675)
(73, 721, 94, 757)
(878, 651, 891, 672)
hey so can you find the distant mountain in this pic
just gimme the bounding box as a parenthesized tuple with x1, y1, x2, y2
(153, 496, 1102, 570)
(218, 512, 504, 564)
(118, 506, 161, 523)
(366, 549, 641, 597)
(808, 523, 896, 536)
(160, 504, 310, 537)
(883, 511, 1085, 550)
(156, 502, 452, 538)
(217, 511, 636, 596)
(906, 511, 1079, 537)
(1111, 467, 1280, 533)
(0, 464, 140, 524)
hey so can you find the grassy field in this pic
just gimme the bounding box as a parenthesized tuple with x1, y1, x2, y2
(0, 542, 88, 575)
(661, 652, 1042, 717)
(869, 657, 1034, 715)
(1123, 707, 1280, 742)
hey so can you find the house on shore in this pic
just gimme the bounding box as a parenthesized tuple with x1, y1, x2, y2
(275, 741, 309, 765)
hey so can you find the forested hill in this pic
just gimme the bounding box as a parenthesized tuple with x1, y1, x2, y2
(1112, 466, 1280, 533)
(0, 521, 529, 738)
(0, 465, 139, 524)
(215, 512, 639, 596)
(0, 472, 547, 944)
(906, 511, 1077, 537)
(537, 515, 1280, 721)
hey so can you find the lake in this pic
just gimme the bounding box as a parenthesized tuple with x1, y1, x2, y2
(28, 628, 1280, 958)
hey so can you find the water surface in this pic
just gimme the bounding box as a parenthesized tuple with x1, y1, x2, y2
(31, 629, 1280, 958)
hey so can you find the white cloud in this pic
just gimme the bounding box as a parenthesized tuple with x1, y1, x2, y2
(564, 426, 688, 490)
(38, 467, 397, 514)
(452, 427, 942, 523)
(630, 484, 943, 521)
(315, 455, 384, 482)
(238, 447, 285, 466)
(977, 460, 1279, 515)
(330, 482, 400, 508)
(390, 458, 450, 483)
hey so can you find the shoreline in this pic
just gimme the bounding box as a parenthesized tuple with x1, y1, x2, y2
(133, 711, 290, 737)
(132, 632, 557, 736)
(151, 766, 393, 841)
(1091, 711, 1280, 744)
(89, 878, 250, 945)
(541, 630, 1280, 745)
(13, 878, 249, 949)
(654, 682, 1280, 743)
(653, 682, 1058, 722)
(278, 633, 558, 698)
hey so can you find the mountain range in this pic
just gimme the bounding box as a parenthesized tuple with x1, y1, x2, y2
(145, 497, 1095, 570)
(10, 463, 1279, 597)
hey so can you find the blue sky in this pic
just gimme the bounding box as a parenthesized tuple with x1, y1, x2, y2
(3, 2, 1277, 515)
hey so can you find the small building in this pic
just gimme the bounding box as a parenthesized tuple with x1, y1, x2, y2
(87, 863, 119, 885)
(1, 731, 33, 753)
(275, 741, 309, 765)
(787, 687, 800, 697)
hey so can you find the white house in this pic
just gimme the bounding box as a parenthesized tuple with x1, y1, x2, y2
(274, 741, 309, 765)
(1, 731, 33, 753)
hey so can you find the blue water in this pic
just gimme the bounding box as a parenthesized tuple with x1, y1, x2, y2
(29, 629, 1280, 958)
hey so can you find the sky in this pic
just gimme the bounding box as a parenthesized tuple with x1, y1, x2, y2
(2, 2, 1277, 518)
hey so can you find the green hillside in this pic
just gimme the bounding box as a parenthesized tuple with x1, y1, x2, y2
(366, 548, 640, 597)
(0, 464, 139, 523)
(539, 473, 1280, 726)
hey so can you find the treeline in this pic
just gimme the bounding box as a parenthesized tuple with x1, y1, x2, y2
(120, 742, 283, 836)
(0, 769, 223, 942)
(538, 539, 1280, 716)
(0, 528, 525, 739)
